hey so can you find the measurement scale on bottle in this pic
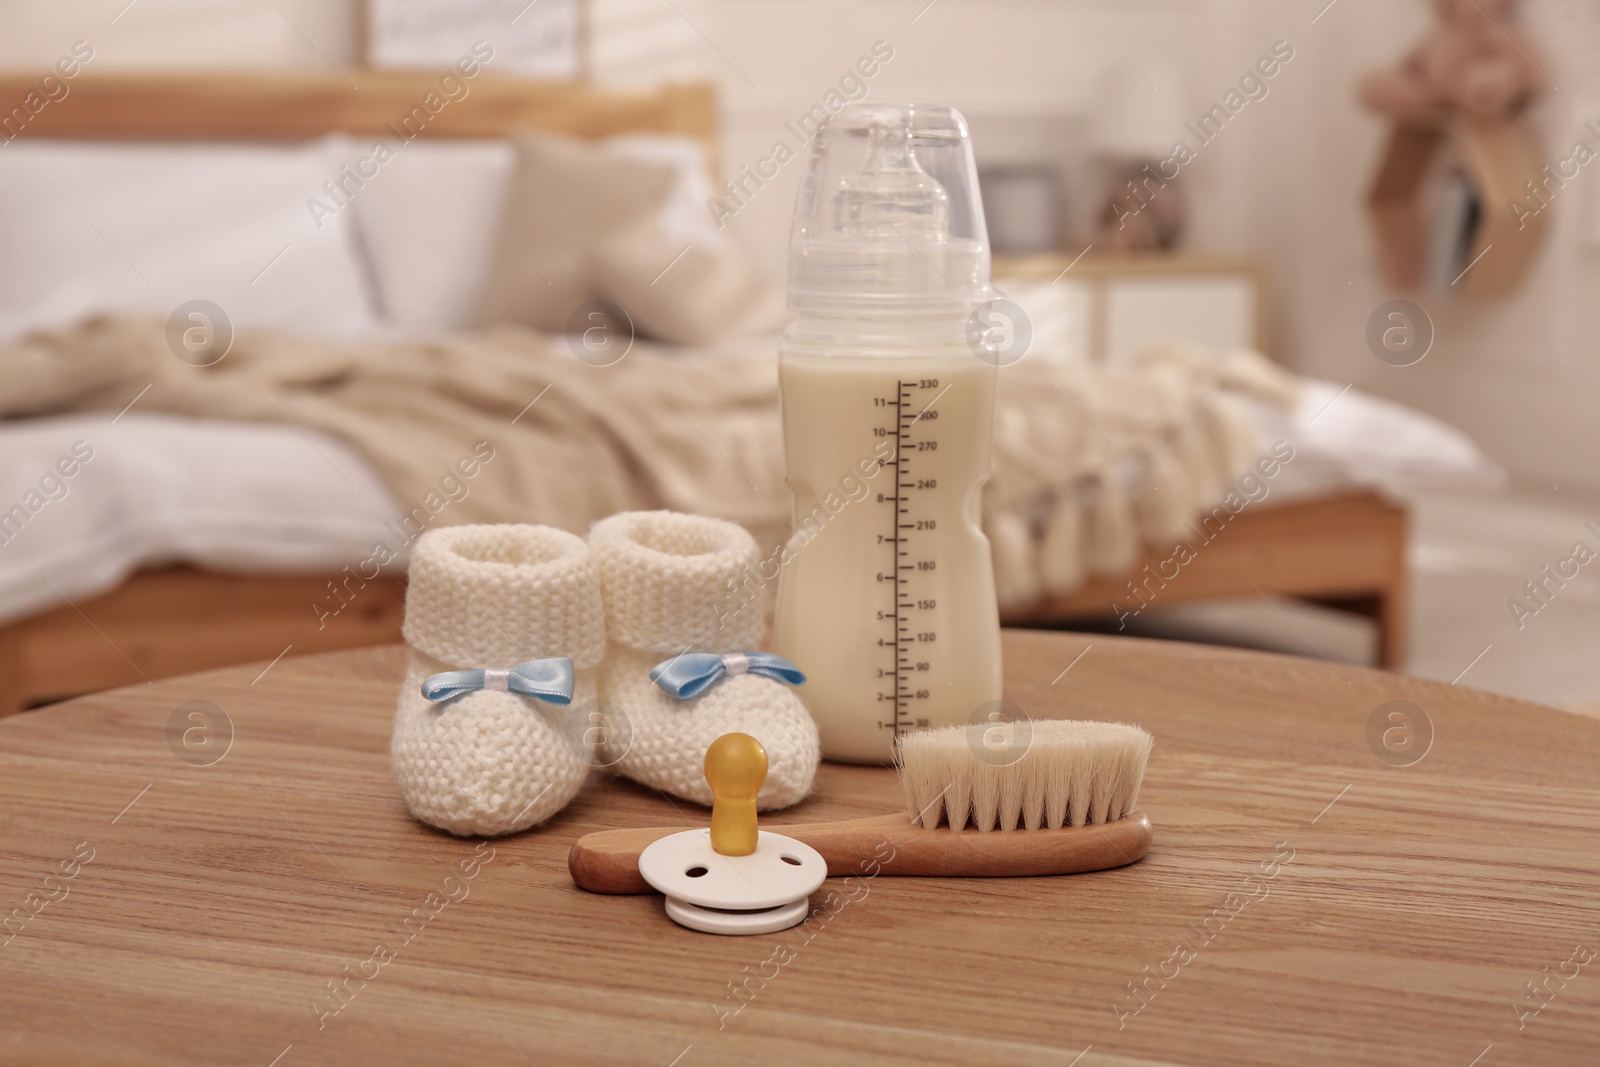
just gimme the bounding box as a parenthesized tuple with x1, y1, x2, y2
(873, 376, 951, 739)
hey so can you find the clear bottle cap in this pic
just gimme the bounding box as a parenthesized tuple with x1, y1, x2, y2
(788, 103, 991, 316)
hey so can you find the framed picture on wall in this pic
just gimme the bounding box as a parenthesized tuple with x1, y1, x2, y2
(364, 0, 586, 79)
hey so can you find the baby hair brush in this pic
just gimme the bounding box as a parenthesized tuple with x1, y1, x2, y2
(569, 720, 1154, 894)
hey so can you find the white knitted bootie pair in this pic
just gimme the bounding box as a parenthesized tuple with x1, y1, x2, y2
(391, 514, 819, 837)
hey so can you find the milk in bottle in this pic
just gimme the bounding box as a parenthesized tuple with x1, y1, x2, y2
(772, 104, 1004, 764)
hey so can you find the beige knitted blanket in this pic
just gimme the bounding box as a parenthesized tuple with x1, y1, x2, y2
(0, 315, 1298, 609)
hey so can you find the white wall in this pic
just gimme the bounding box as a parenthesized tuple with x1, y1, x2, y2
(0, 0, 354, 71)
(4, 0, 1596, 492)
(1237, 0, 1600, 498)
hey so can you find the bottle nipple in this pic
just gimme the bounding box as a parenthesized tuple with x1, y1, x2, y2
(705, 733, 767, 857)
(831, 120, 950, 242)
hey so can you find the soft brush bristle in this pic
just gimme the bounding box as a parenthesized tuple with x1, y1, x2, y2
(896, 720, 1153, 831)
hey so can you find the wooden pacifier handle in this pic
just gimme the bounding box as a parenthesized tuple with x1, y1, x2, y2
(705, 733, 766, 857)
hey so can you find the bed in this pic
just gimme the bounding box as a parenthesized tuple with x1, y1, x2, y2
(0, 72, 716, 714)
(0, 73, 1496, 715)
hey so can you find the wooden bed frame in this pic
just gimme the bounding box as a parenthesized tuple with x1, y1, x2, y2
(0, 70, 713, 146)
(0, 72, 1408, 716)
(1001, 490, 1407, 666)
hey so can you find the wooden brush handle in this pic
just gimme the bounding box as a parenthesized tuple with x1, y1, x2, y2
(568, 811, 1153, 895)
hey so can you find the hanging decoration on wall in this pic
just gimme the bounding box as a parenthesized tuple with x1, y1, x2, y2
(1359, 0, 1551, 299)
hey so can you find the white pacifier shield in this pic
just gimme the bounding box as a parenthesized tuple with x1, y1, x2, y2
(638, 829, 826, 934)
(664, 896, 812, 936)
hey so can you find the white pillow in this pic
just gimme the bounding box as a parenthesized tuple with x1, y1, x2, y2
(350, 134, 722, 334)
(602, 134, 727, 252)
(345, 140, 517, 334)
(0, 137, 378, 344)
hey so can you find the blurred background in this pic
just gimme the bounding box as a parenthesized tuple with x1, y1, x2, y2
(0, 0, 1595, 715)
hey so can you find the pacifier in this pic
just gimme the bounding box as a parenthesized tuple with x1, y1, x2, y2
(637, 733, 826, 935)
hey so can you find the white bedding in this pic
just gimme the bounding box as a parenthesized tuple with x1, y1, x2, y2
(1253, 378, 1503, 501)
(0, 413, 401, 625)
(0, 133, 720, 341)
(0, 375, 1499, 627)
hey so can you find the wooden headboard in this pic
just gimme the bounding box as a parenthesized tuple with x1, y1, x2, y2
(0, 72, 715, 153)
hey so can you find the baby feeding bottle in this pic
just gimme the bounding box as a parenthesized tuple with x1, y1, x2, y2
(772, 103, 1003, 764)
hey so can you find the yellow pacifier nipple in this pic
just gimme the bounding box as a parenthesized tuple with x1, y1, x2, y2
(705, 732, 766, 857)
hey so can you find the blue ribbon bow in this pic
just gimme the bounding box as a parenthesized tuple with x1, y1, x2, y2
(649, 651, 806, 699)
(421, 657, 575, 705)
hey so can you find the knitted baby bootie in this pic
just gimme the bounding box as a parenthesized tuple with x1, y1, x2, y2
(588, 511, 820, 810)
(391, 524, 606, 836)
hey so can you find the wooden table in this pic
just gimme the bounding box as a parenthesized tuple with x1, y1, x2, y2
(1, 632, 1596, 1066)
